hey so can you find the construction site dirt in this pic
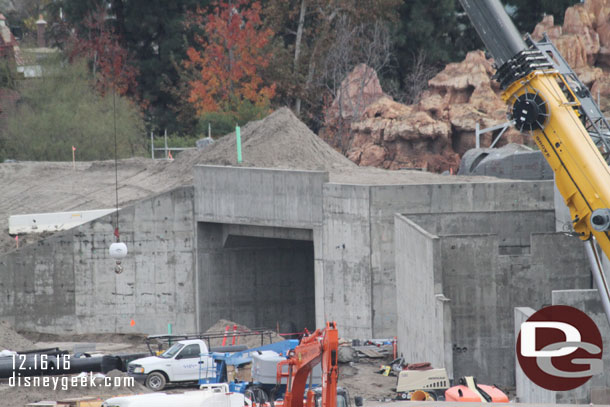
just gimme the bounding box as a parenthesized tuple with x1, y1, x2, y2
(0, 319, 404, 406)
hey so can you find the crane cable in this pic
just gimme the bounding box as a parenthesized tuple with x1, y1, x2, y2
(113, 86, 120, 242)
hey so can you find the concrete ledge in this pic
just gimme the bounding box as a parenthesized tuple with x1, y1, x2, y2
(194, 165, 328, 228)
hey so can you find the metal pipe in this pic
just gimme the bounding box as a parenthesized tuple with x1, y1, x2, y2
(584, 238, 610, 327)
(458, 0, 527, 66)
(236, 125, 243, 163)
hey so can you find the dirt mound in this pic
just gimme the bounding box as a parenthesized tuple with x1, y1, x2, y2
(176, 107, 497, 184)
(0, 370, 150, 406)
(0, 320, 35, 351)
(204, 319, 284, 349)
(175, 107, 357, 172)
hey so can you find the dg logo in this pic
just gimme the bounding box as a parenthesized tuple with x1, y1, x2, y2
(516, 305, 603, 391)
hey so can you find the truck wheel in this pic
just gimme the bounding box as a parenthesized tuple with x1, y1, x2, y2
(397, 392, 408, 400)
(145, 372, 167, 391)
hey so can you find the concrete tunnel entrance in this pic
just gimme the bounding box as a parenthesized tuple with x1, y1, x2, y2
(197, 222, 316, 334)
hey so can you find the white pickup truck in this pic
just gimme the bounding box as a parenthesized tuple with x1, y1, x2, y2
(102, 383, 250, 407)
(127, 339, 216, 391)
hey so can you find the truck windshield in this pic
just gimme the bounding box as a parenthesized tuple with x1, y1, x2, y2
(160, 343, 184, 358)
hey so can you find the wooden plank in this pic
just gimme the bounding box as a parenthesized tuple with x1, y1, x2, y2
(354, 347, 384, 358)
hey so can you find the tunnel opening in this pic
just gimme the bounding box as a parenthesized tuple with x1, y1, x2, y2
(197, 222, 315, 335)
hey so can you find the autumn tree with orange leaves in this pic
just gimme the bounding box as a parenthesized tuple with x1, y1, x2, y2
(185, 0, 276, 128)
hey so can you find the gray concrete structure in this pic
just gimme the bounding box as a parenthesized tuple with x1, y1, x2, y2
(395, 209, 591, 387)
(1, 162, 592, 393)
(514, 307, 555, 404)
(0, 187, 197, 335)
(193, 165, 560, 340)
(395, 214, 452, 378)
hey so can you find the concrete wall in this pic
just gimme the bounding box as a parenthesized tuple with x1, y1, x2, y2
(395, 214, 453, 378)
(194, 165, 327, 333)
(368, 181, 555, 338)
(0, 187, 197, 335)
(193, 166, 559, 340)
(514, 307, 555, 404)
(197, 222, 316, 333)
(194, 165, 328, 228)
(396, 207, 591, 387)
(321, 184, 373, 337)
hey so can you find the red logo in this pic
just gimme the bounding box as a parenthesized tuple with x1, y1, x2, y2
(516, 305, 603, 391)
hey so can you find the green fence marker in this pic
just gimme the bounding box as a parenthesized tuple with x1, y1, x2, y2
(168, 323, 172, 346)
(236, 125, 242, 163)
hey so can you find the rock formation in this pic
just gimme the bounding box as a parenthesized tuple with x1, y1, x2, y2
(320, 0, 610, 173)
(320, 51, 522, 172)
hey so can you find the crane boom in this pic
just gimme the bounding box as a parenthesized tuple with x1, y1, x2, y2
(458, 0, 610, 326)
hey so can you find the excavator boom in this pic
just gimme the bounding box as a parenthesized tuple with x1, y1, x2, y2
(459, 0, 610, 326)
(276, 322, 339, 407)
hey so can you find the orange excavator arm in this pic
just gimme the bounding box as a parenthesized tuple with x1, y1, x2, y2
(276, 322, 339, 407)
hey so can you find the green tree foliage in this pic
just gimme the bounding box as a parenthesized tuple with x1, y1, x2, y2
(0, 59, 18, 89)
(262, 0, 401, 130)
(197, 98, 272, 138)
(58, 0, 208, 135)
(503, 0, 580, 33)
(1, 57, 145, 161)
(33, 0, 580, 139)
(391, 0, 481, 96)
(392, 0, 578, 102)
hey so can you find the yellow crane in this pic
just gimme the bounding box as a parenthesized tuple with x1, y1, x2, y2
(459, 0, 610, 325)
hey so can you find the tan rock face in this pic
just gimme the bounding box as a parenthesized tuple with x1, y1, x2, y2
(320, 51, 522, 173)
(320, 0, 610, 173)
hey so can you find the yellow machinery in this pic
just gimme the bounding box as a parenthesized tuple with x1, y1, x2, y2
(459, 0, 610, 324)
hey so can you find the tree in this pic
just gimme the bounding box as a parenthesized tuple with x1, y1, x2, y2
(184, 0, 276, 133)
(68, 6, 138, 96)
(58, 0, 207, 135)
(1, 56, 145, 161)
(502, 0, 580, 34)
(262, 0, 401, 129)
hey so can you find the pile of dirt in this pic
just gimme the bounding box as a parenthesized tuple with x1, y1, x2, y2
(175, 107, 501, 185)
(0, 369, 150, 406)
(175, 107, 357, 173)
(204, 319, 285, 349)
(0, 320, 35, 351)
